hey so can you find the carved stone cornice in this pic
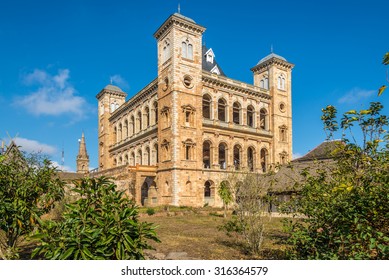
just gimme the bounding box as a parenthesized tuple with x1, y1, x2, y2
(251, 57, 295, 73)
(109, 78, 158, 122)
(153, 14, 206, 40)
(96, 88, 127, 100)
(202, 72, 271, 100)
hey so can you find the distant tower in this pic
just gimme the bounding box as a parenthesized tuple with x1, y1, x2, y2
(76, 132, 89, 174)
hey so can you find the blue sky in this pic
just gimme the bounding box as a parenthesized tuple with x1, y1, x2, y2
(1, 0, 388, 171)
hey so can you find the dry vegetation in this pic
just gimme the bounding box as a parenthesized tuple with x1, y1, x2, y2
(141, 208, 290, 260)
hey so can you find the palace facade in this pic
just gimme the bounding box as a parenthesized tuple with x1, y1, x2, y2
(90, 12, 294, 207)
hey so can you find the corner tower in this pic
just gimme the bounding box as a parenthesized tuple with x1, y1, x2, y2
(76, 132, 89, 173)
(96, 85, 127, 170)
(154, 13, 206, 206)
(251, 53, 294, 164)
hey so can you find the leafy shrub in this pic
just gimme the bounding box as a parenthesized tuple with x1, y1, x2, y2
(146, 208, 155, 216)
(32, 177, 159, 260)
(283, 102, 389, 259)
(0, 151, 64, 259)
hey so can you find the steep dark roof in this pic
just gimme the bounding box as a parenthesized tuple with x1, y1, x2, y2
(202, 46, 226, 76)
(292, 140, 343, 163)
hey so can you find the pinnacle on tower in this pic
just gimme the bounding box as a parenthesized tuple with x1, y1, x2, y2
(76, 132, 89, 174)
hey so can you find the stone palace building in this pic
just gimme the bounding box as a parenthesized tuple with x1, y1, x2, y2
(83, 12, 294, 207)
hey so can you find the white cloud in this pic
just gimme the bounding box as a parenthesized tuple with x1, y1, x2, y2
(15, 69, 87, 117)
(51, 161, 73, 172)
(14, 137, 57, 155)
(292, 152, 303, 159)
(338, 88, 375, 104)
(110, 74, 129, 90)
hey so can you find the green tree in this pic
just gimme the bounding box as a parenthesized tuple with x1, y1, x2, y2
(218, 181, 233, 218)
(283, 102, 389, 259)
(0, 149, 64, 259)
(32, 177, 159, 260)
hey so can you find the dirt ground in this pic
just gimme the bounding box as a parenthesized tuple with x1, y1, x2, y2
(141, 210, 289, 260)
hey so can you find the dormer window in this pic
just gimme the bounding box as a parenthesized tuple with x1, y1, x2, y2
(210, 65, 220, 75)
(205, 48, 215, 64)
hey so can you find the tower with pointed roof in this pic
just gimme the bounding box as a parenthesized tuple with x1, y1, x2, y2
(251, 52, 294, 164)
(76, 132, 90, 173)
(96, 84, 127, 170)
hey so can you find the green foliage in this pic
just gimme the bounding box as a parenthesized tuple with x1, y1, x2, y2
(0, 150, 64, 259)
(32, 177, 159, 260)
(284, 102, 389, 259)
(218, 181, 233, 218)
(146, 208, 155, 216)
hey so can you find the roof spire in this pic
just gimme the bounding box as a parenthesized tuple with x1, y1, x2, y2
(271, 44, 274, 53)
(76, 131, 89, 174)
(178, 3, 181, 14)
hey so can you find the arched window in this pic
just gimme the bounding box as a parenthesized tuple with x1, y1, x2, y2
(182, 40, 193, 60)
(182, 42, 187, 58)
(188, 44, 193, 60)
(160, 106, 170, 129)
(163, 39, 171, 62)
(153, 101, 158, 124)
(219, 143, 227, 169)
(233, 145, 241, 170)
(153, 143, 159, 164)
(247, 105, 255, 127)
(280, 151, 288, 165)
(248, 147, 255, 172)
(161, 139, 170, 161)
(278, 74, 286, 90)
(130, 152, 135, 166)
(279, 125, 287, 142)
(204, 181, 212, 198)
(130, 115, 135, 136)
(233, 102, 241, 125)
(260, 108, 268, 130)
(137, 149, 142, 165)
(144, 107, 150, 128)
(202, 95, 212, 119)
(260, 148, 268, 173)
(141, 183, 148, 206)
(183, 139, 195, 160)
(118, 123, 122, 142)
(218, 99, 227, 122)
(118, 156, 122, 166)
(203, 141, 212, 168)
(113, 158, 117, 166)
(145, 147, 150, 165)
(264, 77, 269, 89)
(124, 154, 128, 165)
(260, 79, 264, 88)
(113, 126, 117, 143)
(124, 119, 128, 139)
(137, 111, 142, 132)
(182, 105, 195, 127)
